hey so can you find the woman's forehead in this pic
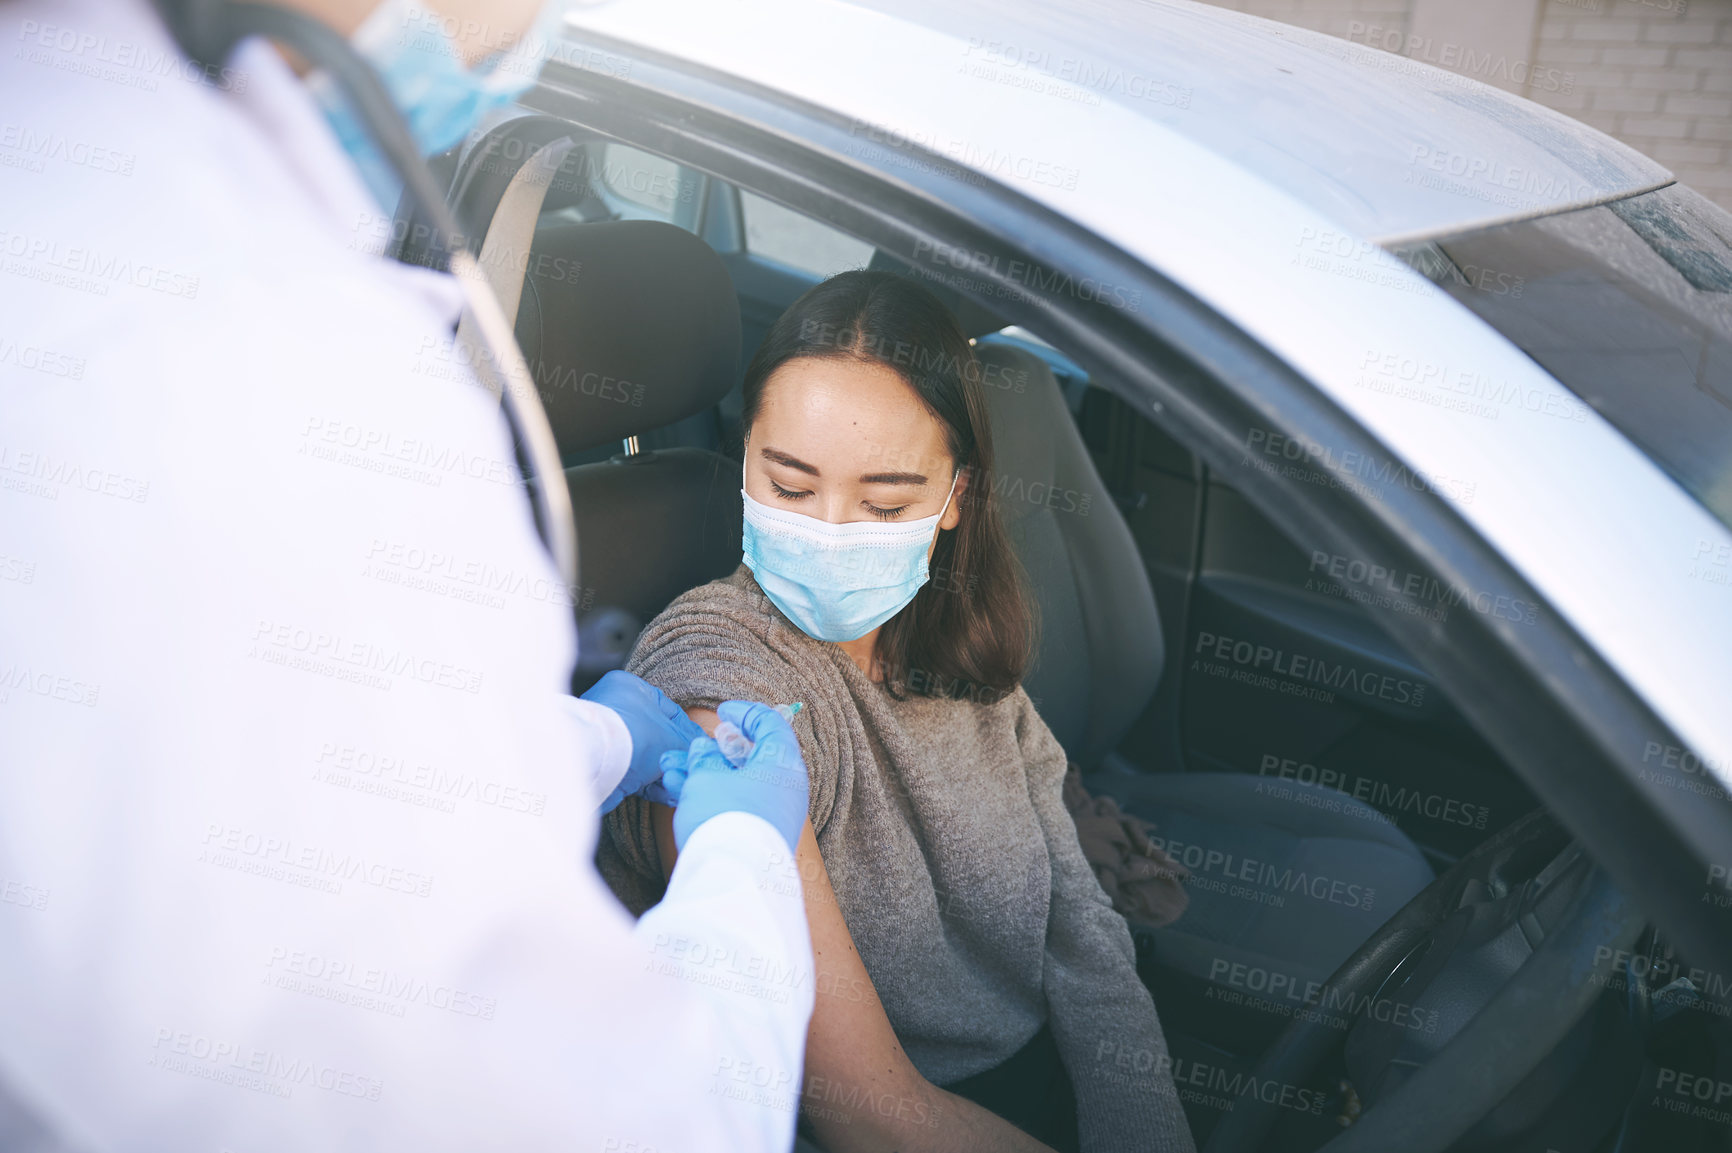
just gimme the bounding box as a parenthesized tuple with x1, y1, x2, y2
(756, 358, 952, 475)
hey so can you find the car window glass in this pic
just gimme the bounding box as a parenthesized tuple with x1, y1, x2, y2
(1396, 185, 1732, 532)
(740, 190, 875, 277)
(595, 142, 705, 229)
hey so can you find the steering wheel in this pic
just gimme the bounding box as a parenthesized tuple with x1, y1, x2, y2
(1204, 809, 1647, 1153)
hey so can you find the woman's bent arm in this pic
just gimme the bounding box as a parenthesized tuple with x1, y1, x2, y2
(654, 709, 1056, 1153)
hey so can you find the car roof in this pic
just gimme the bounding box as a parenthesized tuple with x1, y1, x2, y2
(558, 0, 1732, 782)
(570, 0, 1669, 246)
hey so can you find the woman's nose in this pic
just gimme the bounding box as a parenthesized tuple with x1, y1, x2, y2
(815, 492, 856, 524)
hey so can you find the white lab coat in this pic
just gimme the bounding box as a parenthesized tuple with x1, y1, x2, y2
(0, 0, 813, 1149)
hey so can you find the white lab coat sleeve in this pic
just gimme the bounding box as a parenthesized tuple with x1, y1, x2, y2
(626, 812, 818, 1143)
(559, 707, 819, 1150)
(558, 694, 633, 806)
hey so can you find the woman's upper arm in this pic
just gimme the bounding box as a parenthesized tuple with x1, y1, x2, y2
(658, 705, 897, 1077)
(650, 788, 919, 1088)
(650, 706, 906, 1075)
(791, 821, 948, 1149)
(650, 711, 1053, 1151)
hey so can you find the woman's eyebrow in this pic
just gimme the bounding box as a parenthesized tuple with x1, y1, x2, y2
(859, 470, 928, 486)
(759, 447, 820, 476)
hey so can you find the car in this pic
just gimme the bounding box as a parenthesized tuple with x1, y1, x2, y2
(391, 0, 1732, 1149)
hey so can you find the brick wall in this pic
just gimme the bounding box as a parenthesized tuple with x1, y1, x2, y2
(1534, 0, 1732, 207)
(1201, 0, 1409, 42)
(1195, 0, 1732, 211)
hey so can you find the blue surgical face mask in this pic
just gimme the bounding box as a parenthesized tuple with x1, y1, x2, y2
(310, 0, 566, 208)
(742, 471, 961, 644)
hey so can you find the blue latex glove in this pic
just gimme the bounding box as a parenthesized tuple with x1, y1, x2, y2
(581, 671, 705, 813)
(662, 701, 810, 853)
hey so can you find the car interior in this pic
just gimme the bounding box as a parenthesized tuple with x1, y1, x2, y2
(415, 117, 1732, 1152)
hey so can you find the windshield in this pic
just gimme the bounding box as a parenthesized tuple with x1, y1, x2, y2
(1394, 184, 1732, 532)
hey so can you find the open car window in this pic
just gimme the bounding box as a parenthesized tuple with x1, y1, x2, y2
(591, 142, 707, 231)
(738, 189, 875, 278)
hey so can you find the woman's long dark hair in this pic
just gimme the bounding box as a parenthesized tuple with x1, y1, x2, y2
(739, 269, 1033, 702)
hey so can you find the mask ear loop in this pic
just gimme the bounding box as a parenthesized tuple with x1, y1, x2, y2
(930, 467, 962, 546)
(937, 467, 961, 521)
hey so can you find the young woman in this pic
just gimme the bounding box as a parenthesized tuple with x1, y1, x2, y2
(599, 270, 1193, 1153)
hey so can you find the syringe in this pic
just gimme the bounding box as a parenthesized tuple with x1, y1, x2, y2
(714, 702, 804, 767)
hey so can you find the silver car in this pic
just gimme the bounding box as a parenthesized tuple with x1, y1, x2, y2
(409, 1, 1732, 1149)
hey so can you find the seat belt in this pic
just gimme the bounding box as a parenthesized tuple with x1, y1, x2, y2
(453, 137, 577, 396)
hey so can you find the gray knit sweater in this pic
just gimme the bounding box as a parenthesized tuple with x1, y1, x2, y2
(599, 568, 1194, 1153)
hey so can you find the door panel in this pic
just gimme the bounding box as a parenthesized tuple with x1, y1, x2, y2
(1181, 478, 1536, 866)
(1077, 387, 1202, 778)
(1074, 384, 1535, 867)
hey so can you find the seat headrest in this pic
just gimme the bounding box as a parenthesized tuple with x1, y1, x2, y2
(975, 342, 1164, 766)
(515, 220, 742, 454)
(868, 250, 1005, 339)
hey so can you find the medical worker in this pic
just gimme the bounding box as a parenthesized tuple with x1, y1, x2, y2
(0, 0, 815, 1148)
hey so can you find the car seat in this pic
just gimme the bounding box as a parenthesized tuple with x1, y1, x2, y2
(969, 334, 1435, 1038)
(512, 217, 747, 693)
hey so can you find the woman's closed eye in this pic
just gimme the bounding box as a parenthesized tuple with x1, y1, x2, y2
(769, 478, 911, 520)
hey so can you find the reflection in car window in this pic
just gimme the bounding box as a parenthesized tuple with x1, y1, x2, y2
(1397, 186, 1732, 531)
(739, 190, 875, 278)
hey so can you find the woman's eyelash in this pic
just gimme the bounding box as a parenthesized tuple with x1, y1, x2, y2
(768, 479, 906, 519)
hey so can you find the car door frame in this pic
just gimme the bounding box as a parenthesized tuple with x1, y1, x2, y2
(516, 36, 1732, 981)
